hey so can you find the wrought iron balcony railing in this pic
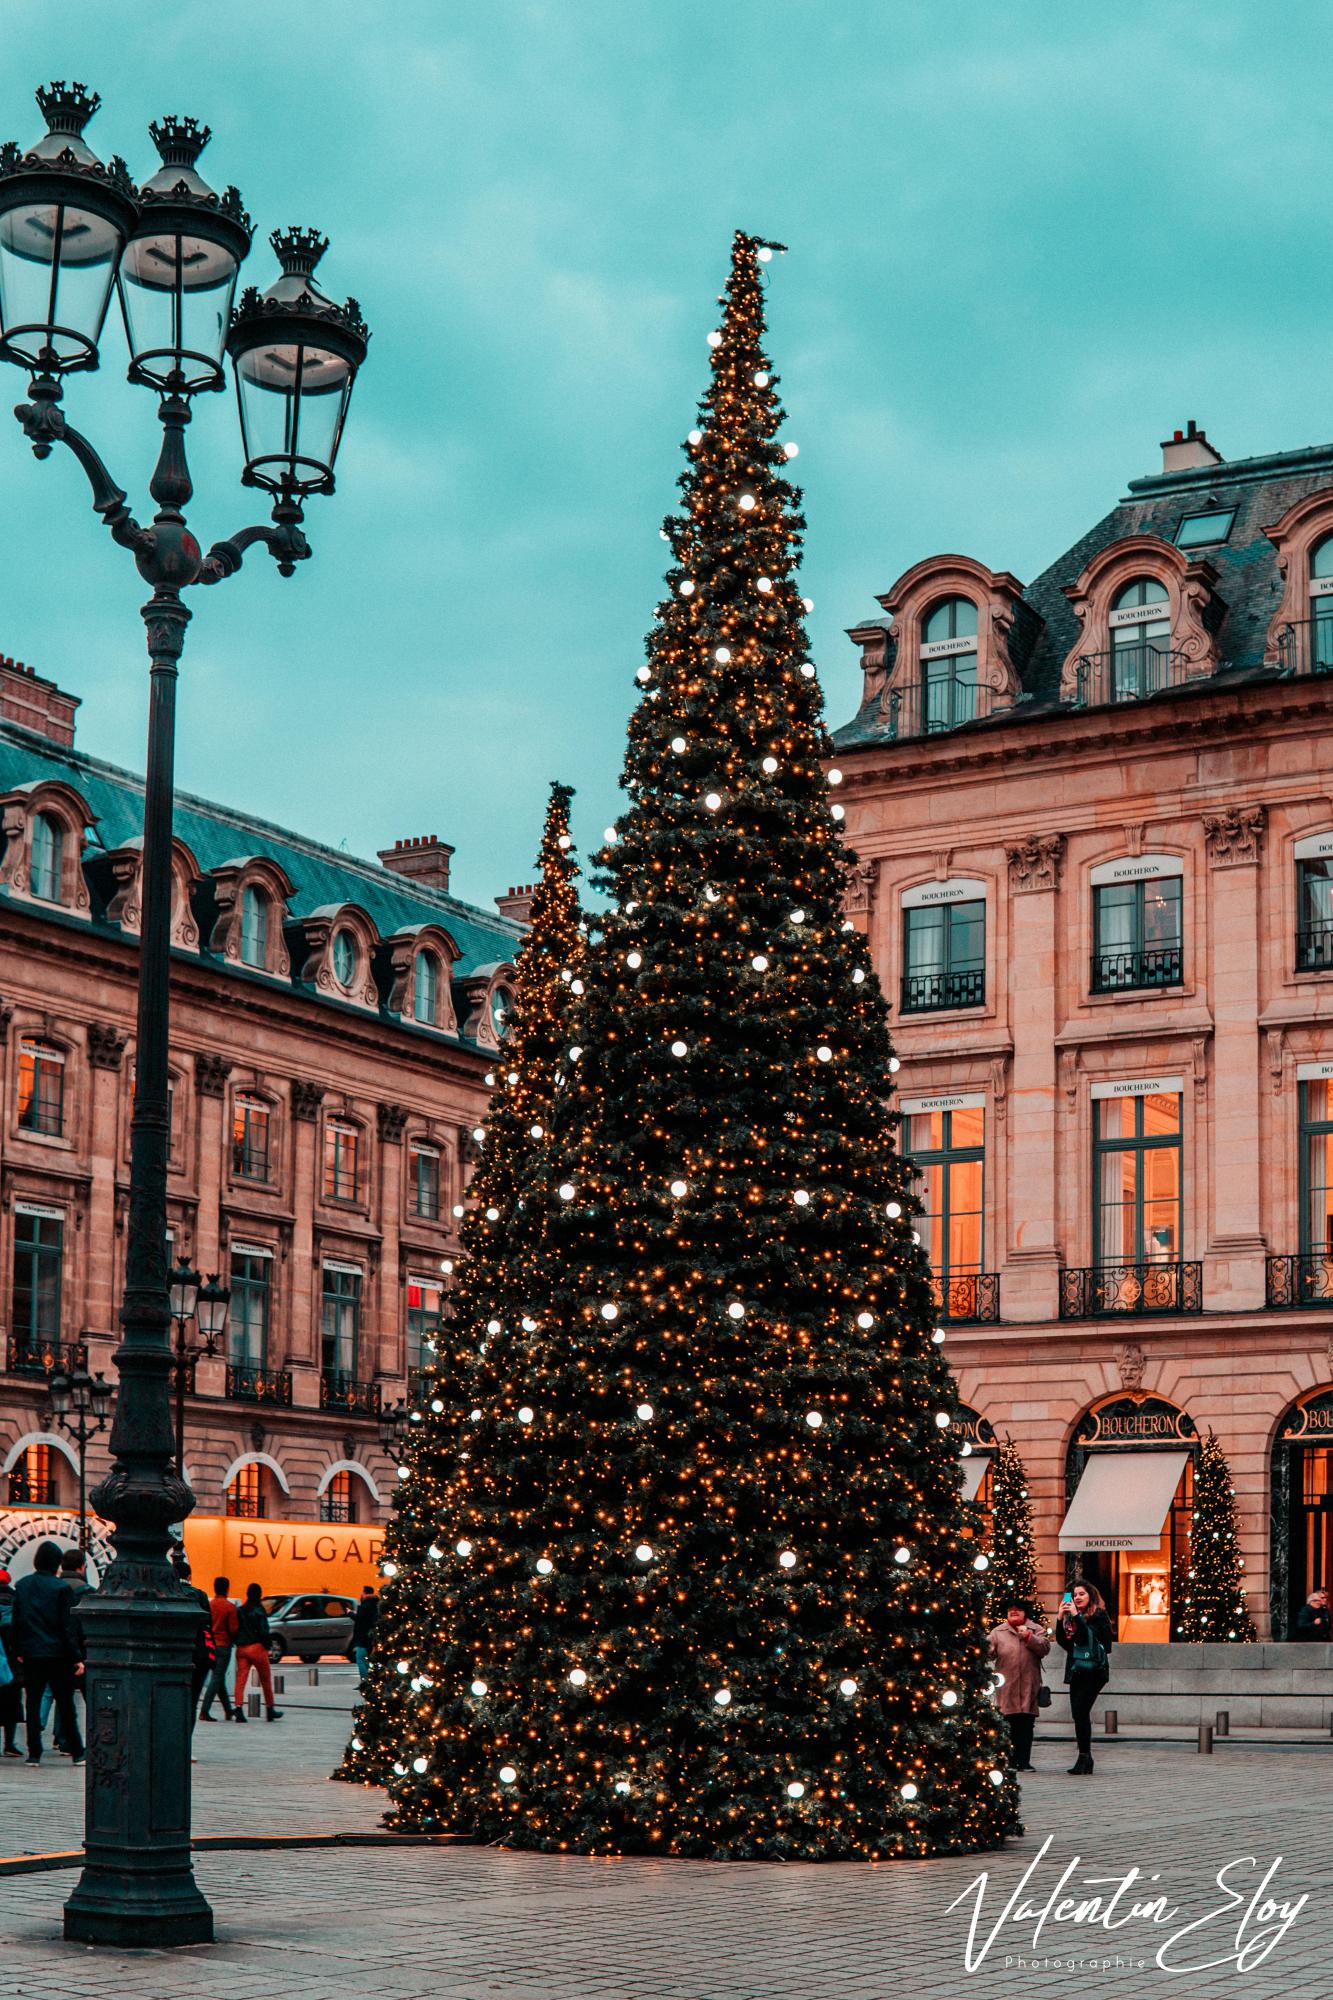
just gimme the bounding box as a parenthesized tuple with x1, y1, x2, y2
(1266, 1254, 1333, 1308)
(1090, 944, 1183, 994)
(1059, 1260, 1202, 1318)
(885, 676, 1012, 742)
(1063, 644, 1194, 711)
(226, 1362, 293, 1405)
(320, 1370, 382, 1415)
(1296, 921, 1333, 973)
(931, 1273, 1000, 1323)
(5, 1334, 87, 1378)
(7, 1470, 59, 1504)
(901, 966, 985, 1013)
(1276, 616, 1333, 679)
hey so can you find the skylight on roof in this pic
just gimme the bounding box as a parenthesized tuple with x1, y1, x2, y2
(1175, 508, 1235, 549)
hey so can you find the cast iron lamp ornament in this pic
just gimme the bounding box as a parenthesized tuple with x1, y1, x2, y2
(378, 1396, 410, 1460)
(0, 81, 369, 1948)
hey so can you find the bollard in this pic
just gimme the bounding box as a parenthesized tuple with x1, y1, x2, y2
(273, 1674, 284, 1695)
(1215, 1710, 1230, 1737)
(248, 1690, 261, 1718)
(1198, 1722, 1213, 1755)
(308, 1665, 320, 1686)
(1103, 1709, 1118, 1735)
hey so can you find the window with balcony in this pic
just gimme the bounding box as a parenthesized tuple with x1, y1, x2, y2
(1298, 858, 1333, 972)
(407, 1274, 443, 1372)
(1108, 576, 1171, 701)
(321, 1263, 361, 1384)
(225, 1461, 268, 1519)
(1064, 1087, 1199, 1315)
(902, 899, 985, 1013)
(323, 1120, 360, 1202)
(232, 1094, 271, 1181)
(1092, 874, 1182, 993)
(240, 885, 269, 969)
(7, 1441, 58, 1507)
(906, 1101, 996, 1321)
(11, 1207, 62, 1369)
(414, 949, 440, 1026)
(17, 1038, 65, 1136)
(229, 1249, 270, 1369)
(29, 811, 64, 903)
(409, 1141, 441, 1220)
(920, 595, 979, 734)
(320, 1468, 358, 1523)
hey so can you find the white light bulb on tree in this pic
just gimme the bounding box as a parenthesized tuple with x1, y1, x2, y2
(536, 1558, 555, 1575)
(456, 1540, 473, 1557)
(778, 1550, 797, 1570)
(687, 428, 702, 444)
(900, 1782, 918, 1801)
(973, 1554, 990, 1571)
(704, 793, 722, 811)
(762, 755, 778, 773)
(738, 493, 756, 511)
(499, 1766, 518, 1784)
(517, 1407, 534, 1425)
(816, 1045, 833, 1063)
(382, 1561, 399, 1578)
(601, 1302, 619, 1321)
(783, 441, 799, 458)
(800, 662, 816, 678)
(714, 646, 731, 663)
(679, 579, 695, 596)
(856, 1311, 875, 1329)
(636, 1402, 654, 1421)
(852, 968, 865, 984)
(754, 370, 769, 386)
(941, 1689, 958, 1708)
(805, 1410, 823, 1429)
(713, 1687, 732, 1706)
(751, 955, 769, 972)
(894, 1546, 911, 1565)
(558, 1183, 576, 1201)
(471, 1679, 488, 1697)
(636, 666, 651, 684)
(569, 1668, 587, 1687)
(885, 1201, 902, 1219)
(487, 1318, 501, 1334)
(626, 950, 642, 969)
(635, 1544, 654, 1563)
(786, 1781, 805, 1799)
(671, 736, 687, 753)
(794, 1189, 810, 1206)
(757, 575, 772, 593)
(706, 330, 722, 348)
(671, 1040, 689, 1057)
(727, 1302, 745, 1320)
(838, 1678, 858, 1698)
(412, 1756, 428, 1774)
(669, 1179, 688, 1198)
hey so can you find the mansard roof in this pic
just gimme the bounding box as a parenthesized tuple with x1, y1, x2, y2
(0, 722, 523, 986)
(834, 437, 1333, 746)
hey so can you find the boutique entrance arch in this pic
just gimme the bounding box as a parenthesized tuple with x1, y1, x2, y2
(1271, 1388, 1333, 1637)
(1061, 1394, 1197, 1641)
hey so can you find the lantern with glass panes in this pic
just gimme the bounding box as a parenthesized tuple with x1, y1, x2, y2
(0, 79, 368, 1952)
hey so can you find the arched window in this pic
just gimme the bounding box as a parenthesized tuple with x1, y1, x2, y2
(1109, 577, 1171, 700)
(920, 596, 978, 733)
(490, 983, 515, 1040)
(320, 1468, 357, 1523)
(225, 1461, 268, 1519)
(7, 1441, 60, 1506)
(240, 885, 268, 969)
(331, 927, 357, 990)
(29, 812, 64, 903)
(413, 949, 438, 1025)
(1309, 534, 1333, 671)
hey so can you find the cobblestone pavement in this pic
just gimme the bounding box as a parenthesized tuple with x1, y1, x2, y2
(1, 1676, 1330, 2000)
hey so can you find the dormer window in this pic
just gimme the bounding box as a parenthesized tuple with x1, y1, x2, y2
(413, 949, 439, 1026)
(331, 928, 358, 991)
(1175, 509, 1234, 550)
(1109, 577, 1171, 700)
(921, 596, 978, 733)
(29, 812, 64, 903)
(491, 984, 515, 1040)
(240, 886, 268, 969)
(1309, 535, 1333, 673)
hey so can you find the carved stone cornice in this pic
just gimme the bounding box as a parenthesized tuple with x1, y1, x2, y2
(1202, 804, 1265, 866)
(87, 1022, 128, 1071)
(290, 1078, 325, 1123)
(843, 857, 879, 920)
(194, 1051, 232, 1098)
(377, 1101, 409, 1144)
(1006, 832, 1065, 892)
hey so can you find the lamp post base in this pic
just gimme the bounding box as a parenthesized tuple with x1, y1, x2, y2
(62, 1591, 214, 1947)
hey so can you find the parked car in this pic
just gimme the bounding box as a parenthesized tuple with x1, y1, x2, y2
(261, 1591, 358, 1664)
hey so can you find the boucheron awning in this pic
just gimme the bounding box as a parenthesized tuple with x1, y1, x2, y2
(959, 1452, 992, 1503)
(1058, 1449, 1189, 1552)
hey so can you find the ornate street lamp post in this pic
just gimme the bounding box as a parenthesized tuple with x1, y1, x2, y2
(167, 1255, 230, 1474)
(377, 1397, 410, 1462)
(0, 82, 369, 1947)
(46, 1360, 114, 1554)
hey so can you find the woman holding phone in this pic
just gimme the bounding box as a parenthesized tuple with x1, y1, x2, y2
(1055, 1579, 1113, 1774)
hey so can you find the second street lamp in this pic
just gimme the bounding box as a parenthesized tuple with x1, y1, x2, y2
(169, 1257, 230, 1472)
(46, 1362, 114, 1555)
(0, 81, 368, 1948)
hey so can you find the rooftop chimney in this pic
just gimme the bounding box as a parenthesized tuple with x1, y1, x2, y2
(1160, 419, 1223, 476)
(0, 654, 79, 747)
(378, 834, 454, 893)
(494, 883, 537, 926)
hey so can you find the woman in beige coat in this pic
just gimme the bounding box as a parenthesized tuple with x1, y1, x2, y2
(987, 1599, 1051, 1772)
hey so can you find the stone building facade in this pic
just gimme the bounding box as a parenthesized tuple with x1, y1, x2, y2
(0, 655, 523, 1577)
(834, 425, 1333, 1639)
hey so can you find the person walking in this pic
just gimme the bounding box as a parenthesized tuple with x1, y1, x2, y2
(43, 1548, 90, 1754)
(199, 1576, 239, 1720)
(351, 1584, 379, 1683)
(1293, 1587, 1331, 1640)
(1055, 1579, 1113, 1775)
(987, 1598, 1051, 1772)
(174, 1557, 215, 1728)
(0, 1567, 20, 1757)
(233, 1583, 283, 1723)
(0, 1560, 21, 1752)
(13, 1540, 84, 1766)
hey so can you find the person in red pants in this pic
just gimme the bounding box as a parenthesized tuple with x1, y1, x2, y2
(233, 1582, 283, 1722)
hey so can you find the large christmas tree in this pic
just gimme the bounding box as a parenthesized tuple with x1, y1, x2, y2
(1172, 1430, 1254, 1642)
(337, 783, 583, 1784)
(381, 232, 1018, 1859)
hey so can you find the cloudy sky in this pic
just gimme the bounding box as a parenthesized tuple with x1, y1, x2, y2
(3, 2, 1331, 908)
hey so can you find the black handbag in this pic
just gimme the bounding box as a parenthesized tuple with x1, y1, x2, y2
(1037, 1683, 1052, 1708)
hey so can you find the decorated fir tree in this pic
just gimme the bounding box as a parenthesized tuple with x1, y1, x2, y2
(381, 231, 1018, 1860)
(1172, 1430, 1254, 1642)
(984, 1438, 1044, 1628)
(336, 783, 583, 1783)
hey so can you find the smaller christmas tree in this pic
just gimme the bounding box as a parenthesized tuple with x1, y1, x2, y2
(1171, 1431, 1254, 1642)
(335, 783, 583, 1783)
(984, 1438, 1044, 1628)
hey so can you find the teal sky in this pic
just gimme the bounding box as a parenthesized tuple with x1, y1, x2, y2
(3, 1, 1331, 908)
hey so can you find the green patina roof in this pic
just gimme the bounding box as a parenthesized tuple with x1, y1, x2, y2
(0, 720, 523, 1003)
